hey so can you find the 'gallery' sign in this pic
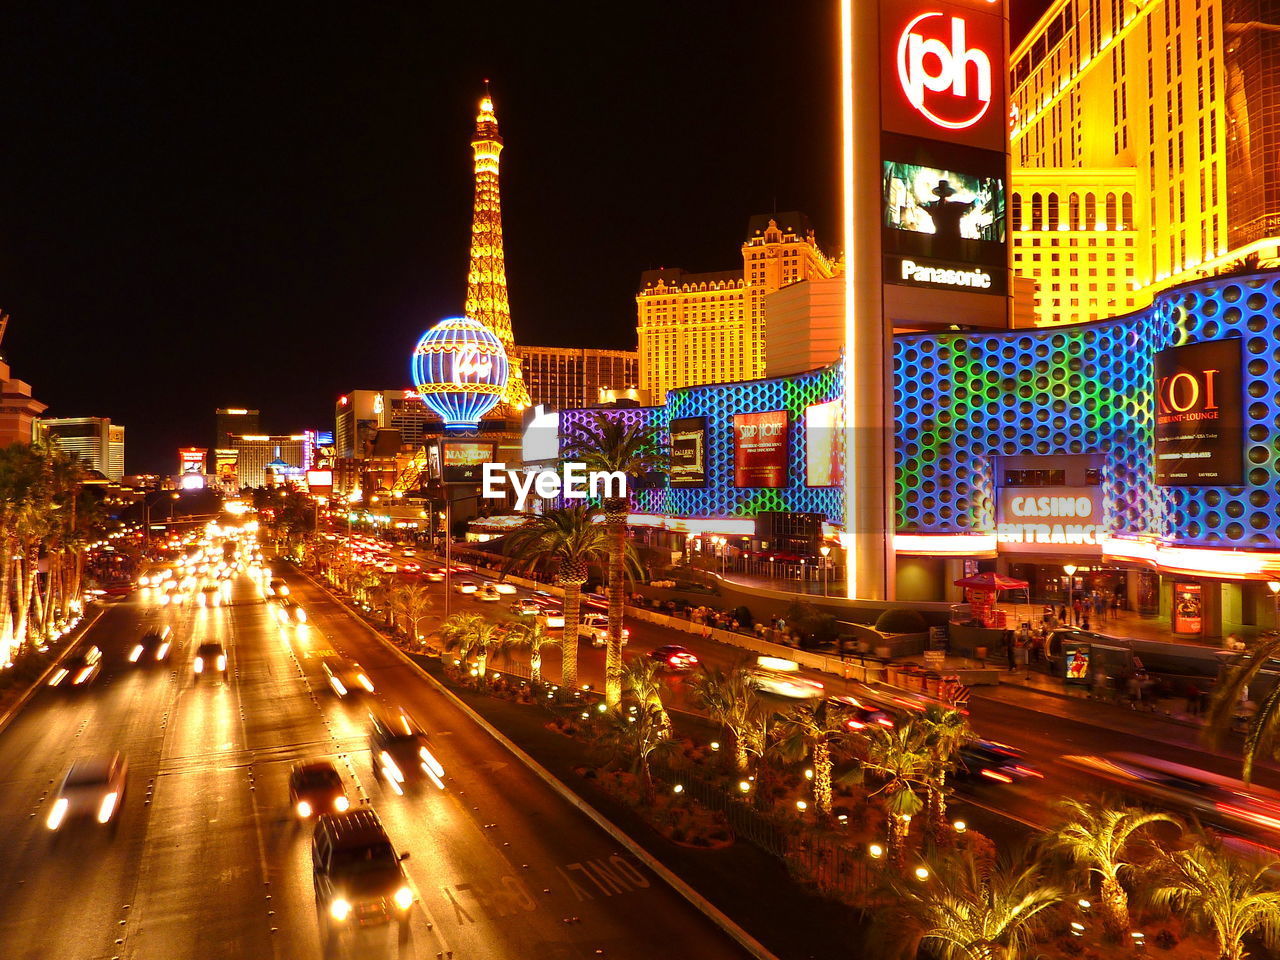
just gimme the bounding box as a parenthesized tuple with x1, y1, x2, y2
(1153, 339, 1243, 486)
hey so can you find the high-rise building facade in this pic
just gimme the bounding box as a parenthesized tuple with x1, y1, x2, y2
(34, 417, 125, 479)
(228, 434, 312, 489)
(0, 315, 46, 446)
(215, 408, 260, 449)
(1011, 0, 1280, 326)
(636, 213, 836, 402)
(514, 346, 639, 411)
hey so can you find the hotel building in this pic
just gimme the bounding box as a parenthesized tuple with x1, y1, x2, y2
(513, 345, 639, 411)
(636, 213, 836, 402)
(34, 417, 125, 480)
(1011, 0, 1280, 325)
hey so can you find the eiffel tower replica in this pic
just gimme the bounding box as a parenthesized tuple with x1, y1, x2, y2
(466, 82, 530, 411)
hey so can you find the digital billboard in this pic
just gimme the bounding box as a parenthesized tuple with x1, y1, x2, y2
(733, 411, 788, 488)
(442, 441, 496, 483)
(1153, 339, 1243, 486)
(883, 163, 1004, 244)
(670, 417, 707, 488)
(805, 401, 844, 487)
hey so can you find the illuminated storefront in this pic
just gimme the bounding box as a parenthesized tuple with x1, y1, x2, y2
(558, 268, 1280, 638)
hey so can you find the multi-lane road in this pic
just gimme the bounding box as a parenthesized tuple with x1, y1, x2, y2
(0, 570, 753, 960)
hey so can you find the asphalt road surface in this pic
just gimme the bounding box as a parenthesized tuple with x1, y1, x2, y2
(380, 550, 1280, 845)
(0, 573, 752, 960)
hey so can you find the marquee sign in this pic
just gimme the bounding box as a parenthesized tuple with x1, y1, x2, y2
(995, 486, 1104, 554)
(880, 0, 1007, 153)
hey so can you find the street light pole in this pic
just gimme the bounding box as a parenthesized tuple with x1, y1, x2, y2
(820, 545, 831, 597)
(1063, 564, 1078, 626)
(1269, 581, 1280, 629)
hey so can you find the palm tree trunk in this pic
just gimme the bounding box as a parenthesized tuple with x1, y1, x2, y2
(889, 812, 912, 867)
(814, 741, 833, 815)
(560, 581, 582, 689)
(0, 537, 13, 663)
(530, 649, 542, 685)
(604, 509, 626, 708)
(1100, 875, 1129, 936)
(14, 549, 37, 650)
(732, 732, 750, 773)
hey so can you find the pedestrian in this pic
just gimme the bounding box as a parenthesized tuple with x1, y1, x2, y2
(1005, 631, 1017, 672)
(1091, 668, 1109, 701)
(1071, 598, 1083, 625)
(1185, 681, 1201, 716)
(1058, 605, 1068, 626)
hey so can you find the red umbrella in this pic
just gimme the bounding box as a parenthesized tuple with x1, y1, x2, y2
(953, 572, 1029, 590)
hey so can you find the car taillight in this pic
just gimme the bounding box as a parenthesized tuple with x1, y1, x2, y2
(980, 769, 1014, 783)
(1011, 765, 1043, 779)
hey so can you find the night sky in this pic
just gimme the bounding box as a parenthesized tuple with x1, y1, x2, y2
(0, 2, 1052, 473)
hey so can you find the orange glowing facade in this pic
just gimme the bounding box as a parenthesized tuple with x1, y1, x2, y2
(636, 214, 836, 402)
(1011, 0, 1280, 326)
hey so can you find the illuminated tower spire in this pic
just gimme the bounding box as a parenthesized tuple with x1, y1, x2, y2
(466, 83, 529, 408)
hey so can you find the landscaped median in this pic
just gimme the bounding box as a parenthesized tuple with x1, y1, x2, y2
(0, 604, 103, 736)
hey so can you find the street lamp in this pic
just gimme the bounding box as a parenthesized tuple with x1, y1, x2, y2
(1269, 581, 1280, 628)
(1063, 564, 1078, 626)
(820, 545, 831, 596)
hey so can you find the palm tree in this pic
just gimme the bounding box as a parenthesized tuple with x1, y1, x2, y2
(508, 621, 559, 685)
(864, 722, 934, 866)
(1047, 797, 1177, 937)
(1204, 632, 1280, 783)
(773, 699, 851, 817)
(1147, 838, 1280, 960)
(439, 613, 508, 681)
(390, 582, 434, 647)
(917, 705, 971, 838)
(691, 665, 769, 773)
(620, 655, 671, 737)
(560, 413, 666, 709)
(503, 505, 610, 690)
(0, 445, 44, 661)
(596, 702, 675, 803)
(876, 845, 1064, 960)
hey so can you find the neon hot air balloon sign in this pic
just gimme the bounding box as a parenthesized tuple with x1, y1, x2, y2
(411, 317, 509, 429)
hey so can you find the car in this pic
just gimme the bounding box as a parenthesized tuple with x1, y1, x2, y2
(369, 708, 446, 794)
(744, 657, 825, 699)
(193, 641, 227, 678)
(47, 754, 128, 832)
(128, 626, 173, 664)
(312, 810, 413, 944)
(289, 761, 350, 818)
(275, 598, 308, 626)
(955, 739, 1043, 783)
(267, 577, 289, 598)
(488, 581, 517, 595)
(510, 597, 542, 616)
(199, 583, 221, 607)
(401, 549, 416, 557)
(578, 613, 629, 647)
(537, 606, 565, 630)
(48, 645, 103, 687)
(452, 580, 478, 595)
(474, 585, 501, 602)
(380, 562, 398, 574)
(647, 644, 700, 671)
(424, 568, 445, 583)
(402, 562, 420, 573)
(321, 657, 375, 697)
(825, 694, 896, 731)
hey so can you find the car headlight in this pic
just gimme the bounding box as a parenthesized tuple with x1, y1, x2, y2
(357, 674, 374, 693)
(329, 898, 352, 921)
(394, 886, 413, 910)
(97, 791, 119, 823)
(329, 676, 348, 697)
(194, 657, 204, 673)
(334, 795, 350, 812)
(296, 800, 312, 818)
(46, 797, 69, 830)
(129, 645, 143, 663)
(216, 655, 226, 672)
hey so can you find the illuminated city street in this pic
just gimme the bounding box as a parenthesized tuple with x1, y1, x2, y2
(6, 1, 1280, 958)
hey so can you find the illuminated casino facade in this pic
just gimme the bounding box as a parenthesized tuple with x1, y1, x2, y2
(561, 266, 1280, 638)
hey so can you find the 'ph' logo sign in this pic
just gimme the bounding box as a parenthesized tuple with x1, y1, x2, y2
(897, 13, 992, 131)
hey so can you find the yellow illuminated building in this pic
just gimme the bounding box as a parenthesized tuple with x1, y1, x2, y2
(637, 213, 835, 401)
(1012, 0, 1278, 325)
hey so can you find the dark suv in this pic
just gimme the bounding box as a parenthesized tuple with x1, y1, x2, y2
(312, 810, 413, 944)
(369, 709, 446, 794)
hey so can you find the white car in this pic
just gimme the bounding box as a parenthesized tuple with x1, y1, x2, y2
(424, 569, 445, 583)
(489, 581, 517, 595)
(578, 613, 629, 648)
(745, 658, 825, 699)
(47, 755, 128, 832)
(453, 580, 478, 595)
(474, 585, 501, 602)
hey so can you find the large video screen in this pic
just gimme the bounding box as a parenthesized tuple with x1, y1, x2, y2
(442, 441, 496, 483)
(733, 411, 788, 488)
(805, 400, 844, 487)
(883, 162, 1005, 244)
(1153, 339, 1243, 486)
(669, 417, 707, 488)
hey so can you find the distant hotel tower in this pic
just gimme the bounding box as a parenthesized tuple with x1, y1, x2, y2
(636, 213, 835, 402)
(466, 86, 530, 409)
(1012, 0, 1280, 325)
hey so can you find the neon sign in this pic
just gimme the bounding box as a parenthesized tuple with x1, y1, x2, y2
(410, 317, 509, 429)
(896, 12, 992, 131)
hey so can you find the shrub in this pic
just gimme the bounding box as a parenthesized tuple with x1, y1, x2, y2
(874, 608, 928, 634)
(1154, 929, 1178, 950)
